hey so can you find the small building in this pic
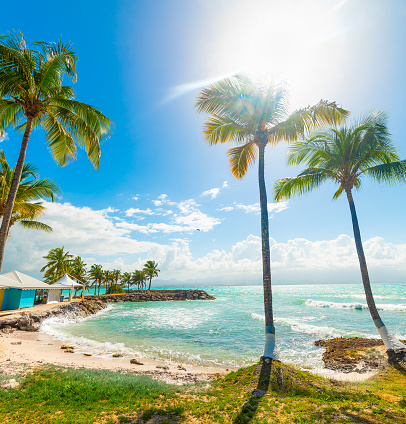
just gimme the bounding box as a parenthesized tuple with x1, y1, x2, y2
(0, 271, 61, 311)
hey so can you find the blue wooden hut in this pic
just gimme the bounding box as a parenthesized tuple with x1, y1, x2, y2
(0, 271, 60, 311)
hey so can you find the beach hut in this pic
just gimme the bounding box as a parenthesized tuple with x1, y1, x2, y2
(53, 273, 85, 301)
(0, 271, 60, 311)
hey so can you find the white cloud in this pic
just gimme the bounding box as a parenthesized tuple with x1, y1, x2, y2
(125, 208, 155, 216)
(132, 196, 138, 201)
(219, 201, 289, 216)
(222, 181, 229, 188)
(202, 187, 220, 199)
(152, 194, 176, 207)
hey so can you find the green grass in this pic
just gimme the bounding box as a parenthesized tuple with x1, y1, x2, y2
(1, 362, 406, 423)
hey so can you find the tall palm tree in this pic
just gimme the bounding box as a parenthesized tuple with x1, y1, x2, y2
(89, 264, 103, 296)
(143, 261, 160, 294)
(196, 75, 348, 360)
(132, 269, 146, 292)
(0, 32, 113, 270)
(41, 246, 73, 284)
(0, 150, 59, 237)
(274, 112, 406, 356)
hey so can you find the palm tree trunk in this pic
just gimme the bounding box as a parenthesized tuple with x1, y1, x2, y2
(148, 277, 152, 294)
(0, 116, 34, 271)
(258, 143, 275, 360)
(346, 189, 405, 353)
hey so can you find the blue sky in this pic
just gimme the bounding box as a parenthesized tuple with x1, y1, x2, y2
(1, 0, 406, 284)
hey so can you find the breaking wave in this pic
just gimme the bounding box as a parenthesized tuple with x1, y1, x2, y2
(305, 299, 406, 312)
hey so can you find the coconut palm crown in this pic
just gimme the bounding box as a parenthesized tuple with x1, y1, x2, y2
(0, 31, 113, 270)
(41, 246, 74, 284)
(143, 261, 160, 294)
(196, 74, 349, 360)
(0, 150, 59, 235)
(274, 111, 406, 355)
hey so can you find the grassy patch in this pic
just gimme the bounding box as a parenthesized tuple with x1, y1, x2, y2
(0, 362, 406, 423)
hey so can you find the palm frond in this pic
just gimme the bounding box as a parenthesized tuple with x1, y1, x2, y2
(227, 142, 257, 179)
(18, 219, 52, 232)
(363, 160, 406, 184)
(274, 169, 330, 201)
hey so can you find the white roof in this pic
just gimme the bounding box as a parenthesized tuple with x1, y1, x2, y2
(0, 270, 58, 290)
(53, 273, 83, 288)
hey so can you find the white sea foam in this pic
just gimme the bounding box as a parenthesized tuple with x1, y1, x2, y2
(305, 299, 406, 312)
(250, 313, 369, 339)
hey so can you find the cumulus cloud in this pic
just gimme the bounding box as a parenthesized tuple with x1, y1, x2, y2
(202, 187, 220, 199)
(125, 208, 155, 216)
(3, 201, 405, 285)
(219, 201, 289, 216)
(152, 194, 176, 207)
(222, 181, 229, 188)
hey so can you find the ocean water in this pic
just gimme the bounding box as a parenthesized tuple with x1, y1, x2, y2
(40, 284, 406, 371)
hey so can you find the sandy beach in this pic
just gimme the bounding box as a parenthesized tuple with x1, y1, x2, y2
(0, 326, 378, 386)
(0, 328, 228, 386)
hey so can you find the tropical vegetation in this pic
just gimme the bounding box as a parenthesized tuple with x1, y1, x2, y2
(274, 111, 406, 355)
(0, 31, 113, 271)
(196, 75, 349, 359)
(0, 150, 59, 240)
(143, 260, 160, 293)
(41, 247, 73, 284)
(40, 246, 160, 294)
(1, 361, 406, 423)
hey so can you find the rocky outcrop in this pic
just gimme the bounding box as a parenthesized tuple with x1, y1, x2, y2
(0, 299, 106, 332)
(85, 289, 215, 303)
(315, 337, 406, 372)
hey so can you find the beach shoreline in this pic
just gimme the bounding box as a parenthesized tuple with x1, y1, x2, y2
(0, 328, 378, 385)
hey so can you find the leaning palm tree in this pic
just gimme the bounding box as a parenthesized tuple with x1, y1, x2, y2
(196, 75, 348, 360)
(143, 260, 160, 294)
(274, 111, 406, 358)
(41, 246, 73, 284)
(0, 31, 113, 270)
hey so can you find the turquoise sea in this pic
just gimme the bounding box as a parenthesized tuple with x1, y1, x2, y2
(41, 284, 406, 371)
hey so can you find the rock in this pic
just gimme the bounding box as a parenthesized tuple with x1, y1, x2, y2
(130, 359, 143, 365)
(156, 365, 169, 370)
(251, 389, 266, 398)
(1, 379, 18, 389)
(177, 365, 187, 371)
(10, 341, 22, 345)
(60, 345, 74, 350)
(83, 353, 92, 357)
(64, 350, 74, 353)
(112, 353, 123, 358)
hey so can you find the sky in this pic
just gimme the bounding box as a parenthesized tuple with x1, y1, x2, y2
(1, 0, 406, 285)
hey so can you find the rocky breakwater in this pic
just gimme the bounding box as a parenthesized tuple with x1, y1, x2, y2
(315, 337, 406, 373)
(86, 289, 215, 303)
(0, 299, 106, 333)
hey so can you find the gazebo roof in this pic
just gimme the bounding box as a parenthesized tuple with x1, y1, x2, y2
(53, 273, 83, 288)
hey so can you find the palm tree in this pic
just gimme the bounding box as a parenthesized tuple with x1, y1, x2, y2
(121, 272, 132, 292)
(274, 111, 406, 357)
(69, 256, 88, 297)
(0, 32, 113, 271)
(196, 75, 348, 360)
(132, 270, 146, 292)
(143, 261, 160, 294)
(89, 264, 103, 296)
(41, 247, 73, 284)
(0, 150, 60, 237)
